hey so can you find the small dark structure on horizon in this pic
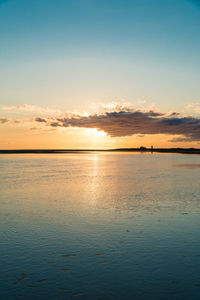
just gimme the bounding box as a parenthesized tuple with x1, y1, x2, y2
(140, 146, 147, 152)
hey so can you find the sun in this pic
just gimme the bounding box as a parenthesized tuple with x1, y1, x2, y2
(86, 128, 107, 137)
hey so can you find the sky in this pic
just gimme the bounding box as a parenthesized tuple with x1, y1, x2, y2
(0, 0, 200, 149)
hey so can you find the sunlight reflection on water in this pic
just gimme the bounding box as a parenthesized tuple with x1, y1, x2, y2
(1, 152, 200, 299)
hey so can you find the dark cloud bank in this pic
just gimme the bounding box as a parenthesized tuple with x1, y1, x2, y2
(35, 110, 200, 142)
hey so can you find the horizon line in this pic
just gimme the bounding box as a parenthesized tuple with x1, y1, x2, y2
(1, 147, 200, 154)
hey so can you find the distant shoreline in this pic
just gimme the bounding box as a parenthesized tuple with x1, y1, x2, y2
(1, 148, 200, 154)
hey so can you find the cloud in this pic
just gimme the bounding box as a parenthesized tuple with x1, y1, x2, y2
(137, 134, 145, 138)
(0, 118, 36, 126)
(88, 100, 156, 115)
(34, 109, 200, 142)
(2, 102, 200, 143)
(35, 117, 47, 123)
(187, 102, 200, 114)
(0, 118, 9, 124)
(30, 127, 38, 130)
(89, 101, 131, 114)
(2, 104, 62, 115)
(167, 111, 180, 117)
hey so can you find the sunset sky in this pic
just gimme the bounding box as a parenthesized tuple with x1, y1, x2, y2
(1, 0, 200, 149)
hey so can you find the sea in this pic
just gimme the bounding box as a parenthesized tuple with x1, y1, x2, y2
(1, 152, 200, 299)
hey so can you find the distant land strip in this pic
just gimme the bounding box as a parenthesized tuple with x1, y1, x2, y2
(1, 148, 200, 154)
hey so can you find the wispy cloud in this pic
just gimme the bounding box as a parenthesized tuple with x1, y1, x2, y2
(35, 117, 47, 123)
(0, 118, 9, 124)
(186, 102, 200, 114)
(0, 117, 36, 126)
(2, 104, 62, 116)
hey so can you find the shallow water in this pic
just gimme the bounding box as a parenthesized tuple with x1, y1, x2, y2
(1, 152, 200, 299)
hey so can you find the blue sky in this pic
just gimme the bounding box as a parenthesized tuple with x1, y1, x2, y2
(0, 0, 200, 148)
(0, 0, 200, 110)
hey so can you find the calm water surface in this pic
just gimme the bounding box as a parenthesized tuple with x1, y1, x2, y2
(1, 152, 200, 299)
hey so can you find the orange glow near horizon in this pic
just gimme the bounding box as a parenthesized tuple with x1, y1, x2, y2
(0, 123, 200, 150)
